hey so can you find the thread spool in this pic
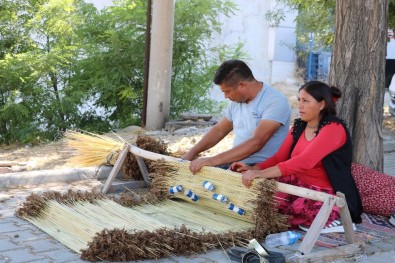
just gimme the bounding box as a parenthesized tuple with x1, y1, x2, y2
(202, 181, 215, 191)
(212, 193, 229, 203)
(168, 185, 183, 194)
(184, 189, 199, 202)
(228, 203, 245, 215)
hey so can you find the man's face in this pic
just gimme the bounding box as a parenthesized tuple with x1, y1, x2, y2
(219, 82, 245, 103)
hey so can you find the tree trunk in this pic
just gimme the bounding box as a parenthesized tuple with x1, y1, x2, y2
(329, 0, 389, 171)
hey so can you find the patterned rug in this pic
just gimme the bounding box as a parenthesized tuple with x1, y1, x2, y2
(297, 213, 395, 248)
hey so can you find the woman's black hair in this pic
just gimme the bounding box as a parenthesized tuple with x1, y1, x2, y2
(299, 80, 341, 117)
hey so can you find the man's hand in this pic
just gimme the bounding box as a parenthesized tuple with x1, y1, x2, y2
(180, 152, 196, 161)
(189, 157, 214, 174)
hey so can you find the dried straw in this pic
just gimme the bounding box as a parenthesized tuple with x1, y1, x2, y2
(19, 198, 255, 254)
(64, 130, 124, 167)
(63, 130, 288, 229)
(41, 131, 289, 261)
(152, 162, 275, 223)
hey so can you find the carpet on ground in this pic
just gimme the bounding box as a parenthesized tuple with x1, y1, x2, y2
(295, 213, 395, 248)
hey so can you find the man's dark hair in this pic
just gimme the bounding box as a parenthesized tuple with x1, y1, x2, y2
(213, 60, 255, 87)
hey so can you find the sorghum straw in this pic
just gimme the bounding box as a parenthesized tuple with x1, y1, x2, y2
(20, 130, 290, 261)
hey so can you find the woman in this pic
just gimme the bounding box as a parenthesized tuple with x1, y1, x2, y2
(231, 80, 363, 232)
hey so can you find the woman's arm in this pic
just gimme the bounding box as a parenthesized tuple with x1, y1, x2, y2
(277, 123, 347, 176)
(255, 128, 294, 170)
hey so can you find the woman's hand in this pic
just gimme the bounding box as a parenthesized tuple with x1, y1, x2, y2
(241, 166, 282, 188)
(241, 170, 262, 188)
(230, 162, 252, 172)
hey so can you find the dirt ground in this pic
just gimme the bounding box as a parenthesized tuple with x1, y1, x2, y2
(2, 83, 395, 173)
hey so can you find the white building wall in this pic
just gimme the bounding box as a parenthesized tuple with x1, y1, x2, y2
(212, 0, 273, 84)
(210, 0, 297, 101)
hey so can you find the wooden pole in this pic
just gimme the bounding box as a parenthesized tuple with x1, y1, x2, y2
(102, 145, 130, 194)
(146, 0, 175, 130)
(296, 196, 336, 255)
(141, 0, 152, 128)
(337, 192, 356, 243)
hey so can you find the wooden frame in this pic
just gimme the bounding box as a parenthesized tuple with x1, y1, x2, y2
(102, 143, 357, 257)
(101, 144, 130, 194)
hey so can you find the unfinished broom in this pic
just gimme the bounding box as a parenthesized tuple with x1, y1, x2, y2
(15, 189, 264, 261)
(64, 130, 124, 167)
(12, 130, 286, 261)
(64, 130, 286, 224)
(17, 131, 355, 261)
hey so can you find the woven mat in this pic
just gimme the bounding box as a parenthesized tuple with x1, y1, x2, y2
(296, 213, 395, 248)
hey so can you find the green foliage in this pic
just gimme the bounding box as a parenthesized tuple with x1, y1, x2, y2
(281, 0, 395, 48)
(171, 0, 240, 117)
(0, 0, 242, 144)
(278, 0, 335, 48)
(264, 8, 286, 27)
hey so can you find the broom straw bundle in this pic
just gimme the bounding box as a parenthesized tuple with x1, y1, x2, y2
(21, 197, 255, 254)
(64, 130, 267, 222)
(64, 130, 125, 167)
(63, 130, 342, 220)
(156, 162, 262, 223)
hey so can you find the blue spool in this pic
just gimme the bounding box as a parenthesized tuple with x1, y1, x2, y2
(169, 185, 183, 194)
(212, 193, 229, 203)
(228, 203, 245, 215)
(184, 189, 199, 202)
(202, 181, 215, 191)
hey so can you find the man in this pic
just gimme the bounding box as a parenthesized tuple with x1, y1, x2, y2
(181, 59, 291, 174)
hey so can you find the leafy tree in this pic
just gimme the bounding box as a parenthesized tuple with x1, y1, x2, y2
(279, 0, 395, 48)
(0, 0, 95, 143)
(0, 0, 242, 144)
(73, 0, 241, 126)
(70, 0, 148, 130)
(170, 0, 241, 117)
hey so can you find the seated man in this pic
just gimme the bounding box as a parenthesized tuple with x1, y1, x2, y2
(181, 59, 291, 173)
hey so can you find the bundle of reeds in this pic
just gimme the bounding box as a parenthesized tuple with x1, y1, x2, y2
(65, 132, 284, 222)
(16, 190, 257, 261)
(35, 130, 289, 261)
(64, 130, 124, 167)
(64, 130, 288, 228)
(64, 130, 170, 180)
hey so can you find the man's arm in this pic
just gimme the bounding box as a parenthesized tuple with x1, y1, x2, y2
(188, 119, 281, 173)
(180, 117, 233, 161)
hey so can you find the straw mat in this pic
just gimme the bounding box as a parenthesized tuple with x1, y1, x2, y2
(24, 198, 255, 254)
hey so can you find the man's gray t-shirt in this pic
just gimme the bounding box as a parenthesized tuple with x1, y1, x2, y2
(224, 83, 291, 164)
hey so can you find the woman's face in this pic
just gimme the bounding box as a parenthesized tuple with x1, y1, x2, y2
(298, 89, 325, 123)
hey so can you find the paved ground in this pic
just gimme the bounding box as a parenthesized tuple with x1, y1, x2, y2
(1, 144, 395, 263)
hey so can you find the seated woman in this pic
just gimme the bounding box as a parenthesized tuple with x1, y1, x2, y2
(231, 80, 363, 233)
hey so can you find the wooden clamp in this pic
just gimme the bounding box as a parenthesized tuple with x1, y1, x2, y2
(101, 144, 130, 194)
(295, 191, 356, 258)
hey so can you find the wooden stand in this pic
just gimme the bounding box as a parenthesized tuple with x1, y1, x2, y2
(101, 143, 359, 259)
(101, 144, 151, 194)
